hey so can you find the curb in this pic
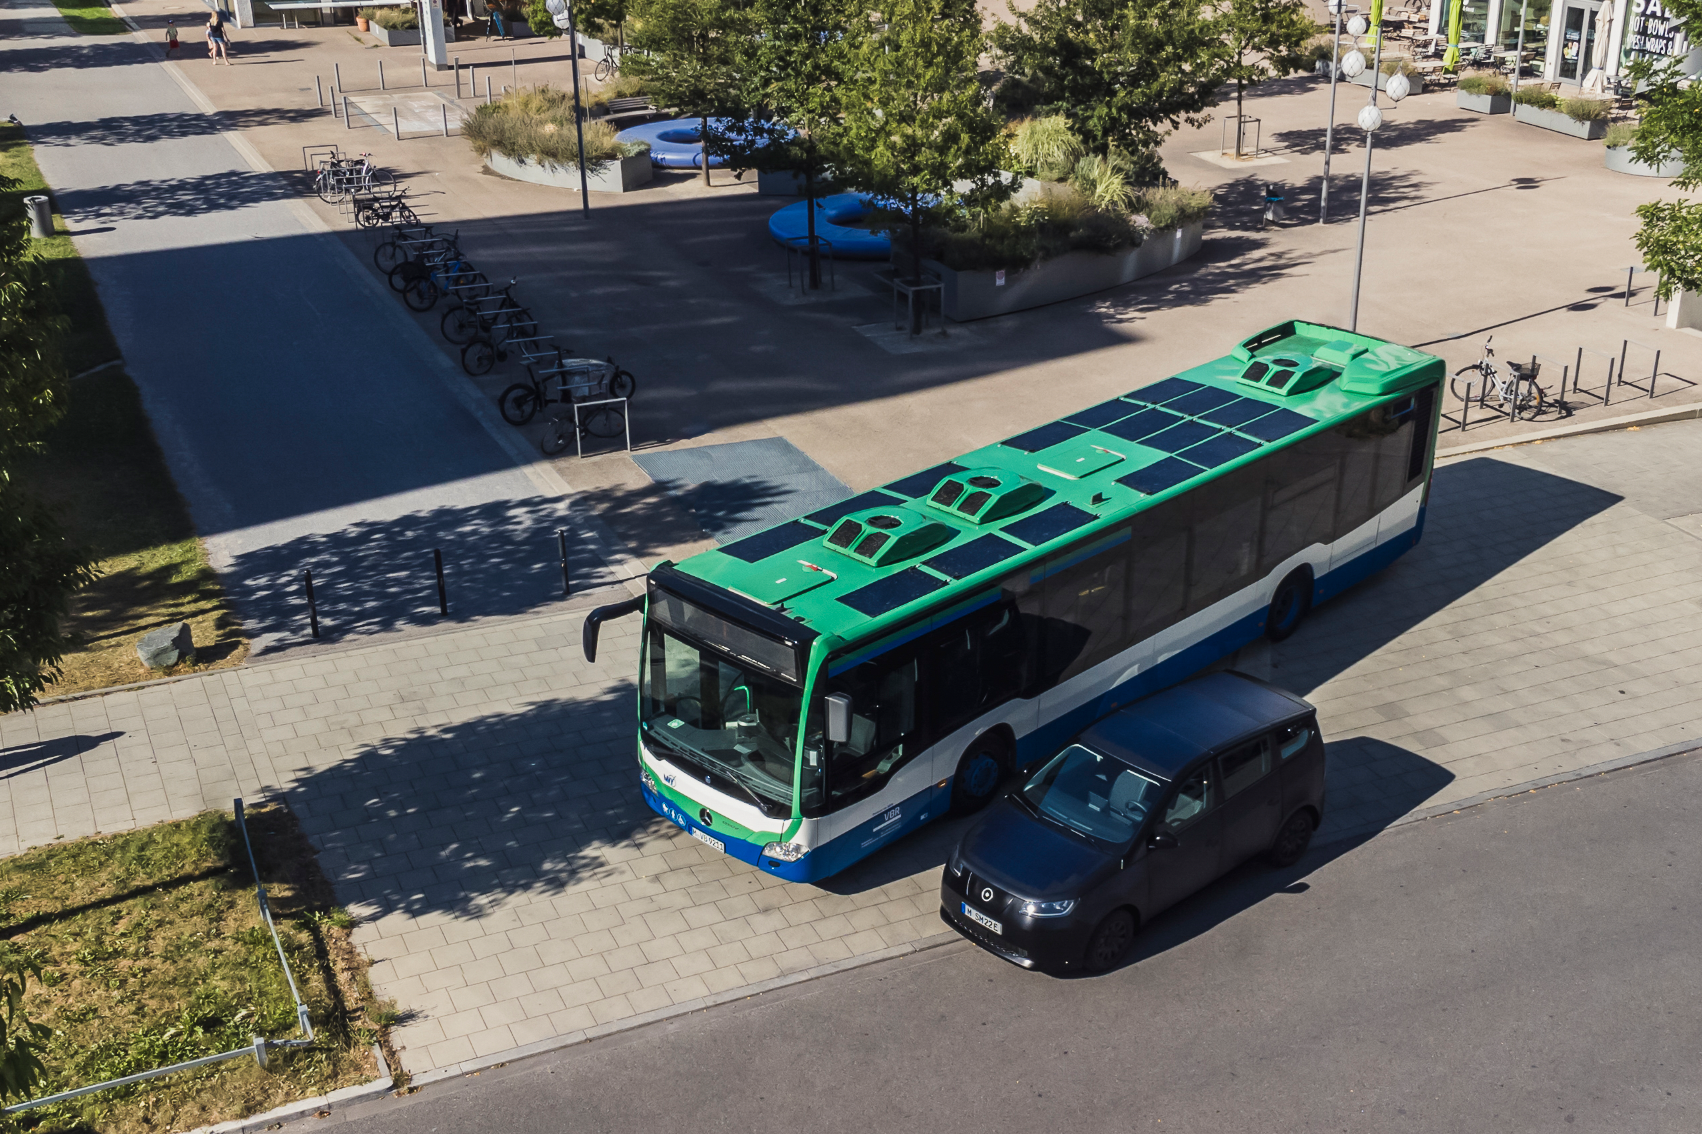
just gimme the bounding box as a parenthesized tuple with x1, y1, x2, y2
(1317, 738, 1701, 847)
(1435, 402, 1702, 459)
(406, 931, 963, 1091)
(177, 1045, 392, 1134)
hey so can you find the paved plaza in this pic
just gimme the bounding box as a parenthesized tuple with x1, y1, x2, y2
(4, 419, 1700, 1077)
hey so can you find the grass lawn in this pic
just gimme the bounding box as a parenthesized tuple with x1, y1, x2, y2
(3, 806, 395, 1133)
(49, 0, 127, 35)
(2, 123, 249, 698)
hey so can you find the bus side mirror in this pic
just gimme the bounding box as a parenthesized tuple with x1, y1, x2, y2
(582, 596, 644, 663)
(824, 693, 853, 745)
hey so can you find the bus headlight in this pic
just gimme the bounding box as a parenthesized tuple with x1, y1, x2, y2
(762, 841, 809, 862)
(1019, 899, 1076, 918)
(641, 767, 657, 793)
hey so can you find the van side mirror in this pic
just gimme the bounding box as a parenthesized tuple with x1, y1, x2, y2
(1147, 830, 1178, 851)
(823, 693, 853, 744)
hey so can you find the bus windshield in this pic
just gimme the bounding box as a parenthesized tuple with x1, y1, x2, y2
(640, 621, 801, 817)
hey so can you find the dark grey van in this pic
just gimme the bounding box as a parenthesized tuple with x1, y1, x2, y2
(940, 671, 1325, 973)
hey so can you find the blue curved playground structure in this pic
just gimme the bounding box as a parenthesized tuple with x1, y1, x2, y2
(616, 118, 733, 169)
(766, 193, 891, 260)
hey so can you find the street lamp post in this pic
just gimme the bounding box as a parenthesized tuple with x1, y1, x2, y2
(545, 0, 592, 215)
(1320, 1, 1356, 225)
(1338, 14, 1409, 332)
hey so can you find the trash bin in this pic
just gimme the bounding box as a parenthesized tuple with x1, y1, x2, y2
(23, 195, 51, 239)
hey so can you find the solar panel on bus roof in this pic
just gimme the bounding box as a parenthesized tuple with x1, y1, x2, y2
(837, 567, 949, 617)
(804, 489, 905, 527)
(1140, 421, 1221, 453)
(1164, 387, 1239, 416)
(885, 462, 966, 499)
(1099, 407, 1183, 443)
(1063, 399, 1139, 429)
(1003, 502, 1098, 547)
(1117, 457, 1206, 496)
(1238, 408, 1317, 442)
(924, 533, 1025, 580)
(1130, 377, 1203, 404)
(1181, 432, 1262, 469)
(1200, 396, 1280, 428)
(1003, 421, 1087, 453)
(719, 520, 823, 564)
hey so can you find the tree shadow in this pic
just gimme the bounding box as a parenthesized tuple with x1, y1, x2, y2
(26, 108, 330, 148)
(1083, 234, 1324, 321)
(0, 733, 124, 781)
(58, 170, 298, 222)
(277, 689, 655, 923)
(1270, 114, 1477, 157)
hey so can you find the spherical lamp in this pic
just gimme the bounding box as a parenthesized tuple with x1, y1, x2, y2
(1341, 49, 1367, 78)
(1385, 72, 1411, 101)
(1357, 104, 1384, 132)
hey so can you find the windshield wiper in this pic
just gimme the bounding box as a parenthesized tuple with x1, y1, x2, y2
(645, 726, 784, 814)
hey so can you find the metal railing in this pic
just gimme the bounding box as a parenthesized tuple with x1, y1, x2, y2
(0, 799, 313, 1117)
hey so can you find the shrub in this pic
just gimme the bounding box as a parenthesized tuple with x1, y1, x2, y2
(1069, 151, 1135, 212)
(1561, 97, 1611, 122)
(359, 5, 417, 27)
(1603, 121, 1638, 148)
(463, 86, 649, 171)
(1008, 116, 1084, 181)
(1459, 73, 1510, 96)
(1513, 86, 1559, 109)
(1380, 58, 1418, 76)
(1132, 184, 1213, 230)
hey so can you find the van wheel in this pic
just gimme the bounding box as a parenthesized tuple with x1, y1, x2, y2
(949, 736, 1007, 816)
(1266, 809, 1316, 868)
(1083, 909, 1136, 973)
(1265, 568, 1312, 642)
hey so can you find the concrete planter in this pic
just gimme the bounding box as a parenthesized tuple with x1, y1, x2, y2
(1512, 102, 1608, 139)
(1456, 90, 1511, 114)
(1350, 69, 1426, 95)
(369, 22, 422, 45)
(925, 220, 1204, 322)
(1605, 145, 1683, 177)
(485, 150, 654, 193)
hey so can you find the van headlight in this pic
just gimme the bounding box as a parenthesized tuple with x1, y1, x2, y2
(946, 847, 966, 877)
(1019, 899, 1076, 918)
(762, 841, 809, 862)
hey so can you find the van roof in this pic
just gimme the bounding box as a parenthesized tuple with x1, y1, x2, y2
(1079, 671, 1312, 781)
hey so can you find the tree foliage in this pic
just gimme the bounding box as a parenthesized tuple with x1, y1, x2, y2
(624, 0, 752, 183)
(1633, 199, 1702, 300)
(1214, 0, 1318, 154)
(837, 0, 1011, 285)
(991, 0, 1224, 165)
(1616, 0, 1702, 296)
(0, 944, 52, 1103)
(1, 186, 97, 715)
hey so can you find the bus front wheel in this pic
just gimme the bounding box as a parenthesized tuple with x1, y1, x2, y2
(950, 736, 1008, 816)
(1265, 568, 1313, 643)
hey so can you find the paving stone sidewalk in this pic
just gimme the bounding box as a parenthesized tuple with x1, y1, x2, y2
(4, 422, 1701, 1078)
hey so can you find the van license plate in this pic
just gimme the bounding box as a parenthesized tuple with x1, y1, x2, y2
(691, 828, 725, 853)
(961, 903, 1002, 935)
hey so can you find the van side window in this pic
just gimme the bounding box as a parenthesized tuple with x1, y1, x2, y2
(1218, 739, 1271, 798)
(1161, 771, 1214, 832)
(1276, 722, 1311, 761)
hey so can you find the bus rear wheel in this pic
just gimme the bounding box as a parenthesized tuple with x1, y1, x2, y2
(1265, 568, 1312, 643)
(950, 736, 1008, 816)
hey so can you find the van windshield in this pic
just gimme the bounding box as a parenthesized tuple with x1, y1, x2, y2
(1020, 745, 1162, 845)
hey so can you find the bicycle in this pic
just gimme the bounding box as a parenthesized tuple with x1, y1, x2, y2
(314, 153, 395, 203)
(442, 278, 530, 343)
(540, 396, 629, 454)
(401, 250, 482, 313)
(498, 351, 636, 425)
(355, 194, 416, 229)
(593, 49, 620, 84)
(386, 231, 463, 293)
(1450, 336, 1553, 420)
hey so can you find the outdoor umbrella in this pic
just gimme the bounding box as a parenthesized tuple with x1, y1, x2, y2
(1584, 0, 1615, 92)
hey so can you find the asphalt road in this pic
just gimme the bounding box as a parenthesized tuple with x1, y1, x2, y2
(329, 750, 1702, 1134)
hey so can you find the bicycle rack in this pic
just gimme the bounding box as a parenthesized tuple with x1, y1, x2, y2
(1532, 353, 1571, 406)
(570, 396, 631, 459)
(302, 144, 341, 174)
(1442, 377, 1475, 432)
(1569, 347, 1618, 407)
(783, 235, 836, 293)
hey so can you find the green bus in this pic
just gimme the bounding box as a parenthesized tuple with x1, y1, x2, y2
(583, 320, 1443, 882)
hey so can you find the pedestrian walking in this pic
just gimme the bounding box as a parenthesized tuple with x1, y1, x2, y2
(206, 9, 234, 64)
(165, 18, 180, 55)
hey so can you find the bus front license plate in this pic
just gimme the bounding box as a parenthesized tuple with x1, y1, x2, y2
(961, 903, 1002, 935)
(692, 828, 725, 853)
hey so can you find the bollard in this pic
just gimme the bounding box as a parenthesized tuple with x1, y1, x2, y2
(335, 61, 342, 91)
(316, 74, 324, 106)
(343, 94, 352, 130)
(512, 47, 517, 93)
(486, 75, 492, 104)
(434, 550, 449, 616)
(393, 106, 401, 139)
(558, 529, 571, 596)
(1651, 349, 1661, 398)
(469, 62, 476, 97)
(442, 103, 449, 137)
(23, 196, 51, 239)
(304, 569, 321, 639)
(379, 59, 386, 90)
(1626, 265, 1635, 307)
(422, 57, 428, 88)
(455, 58, 461, 98)
(1604, 359, 1614, 406)
(1461, 379, 1471, 432)
(331, 86, 340, 117)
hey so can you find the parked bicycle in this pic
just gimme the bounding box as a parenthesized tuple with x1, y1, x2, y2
(314, 153, 395, 203)
(355, 194, 416, 229)
(401, 250, 483, 313)
(1451, 336, 1554, 420)
(385, 231, 462, 293)
(593, 49, 621, 84)
(498, 351, 636, 425)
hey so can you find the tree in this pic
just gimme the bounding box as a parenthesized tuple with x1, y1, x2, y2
(624, 0, 752, 185)
(710, 0, 859, 288)
(991, 0, 1224, 168)
(1213, 0, 1318, 156)
(1619, 0, 1702, 299)
(837, 0, 1010, 296)
(0, 192, 98, 715)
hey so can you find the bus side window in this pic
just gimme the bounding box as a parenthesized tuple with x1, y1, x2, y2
(1405, 384, 1437, 486)
(1125, 501, 1188, 643)
(1039, 550, 1127, 685)
(821, 648, 921, 811)
(1187, 469, 1263, 613)
(929, 601, 1025, 735)
(1260, 441, 1336, 573)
